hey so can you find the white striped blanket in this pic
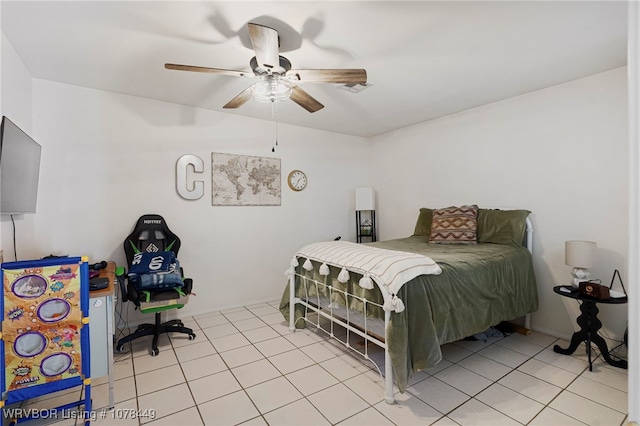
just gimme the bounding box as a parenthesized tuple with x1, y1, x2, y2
(295, 241, 442, 297)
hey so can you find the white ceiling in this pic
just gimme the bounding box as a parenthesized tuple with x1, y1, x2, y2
(1, 1, 628, 138)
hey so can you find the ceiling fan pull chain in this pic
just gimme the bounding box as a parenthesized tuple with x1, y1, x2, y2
(272, 100, 279, 152)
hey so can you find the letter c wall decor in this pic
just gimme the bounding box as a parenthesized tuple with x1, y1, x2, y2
(176, 154, 204, 200)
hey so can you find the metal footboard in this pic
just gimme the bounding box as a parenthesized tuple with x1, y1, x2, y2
(288, 270, 396, 404)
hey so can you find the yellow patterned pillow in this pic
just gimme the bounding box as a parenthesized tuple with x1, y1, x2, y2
(429, 205, 478, 244)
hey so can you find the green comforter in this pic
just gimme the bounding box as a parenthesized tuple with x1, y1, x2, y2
(280, 236, 538, 392)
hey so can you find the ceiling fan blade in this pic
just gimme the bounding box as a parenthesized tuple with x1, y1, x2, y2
(223, 87, 253, 109)
(290, 86, 324, 113)
(165, 63, 250, 78)
(287, 69, 367, 84)
(248, 23, 280, 70)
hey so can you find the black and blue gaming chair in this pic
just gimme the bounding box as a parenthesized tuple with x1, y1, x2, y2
(115, 214, 195, 356)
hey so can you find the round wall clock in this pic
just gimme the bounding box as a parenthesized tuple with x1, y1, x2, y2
(287, 169, 307, 191)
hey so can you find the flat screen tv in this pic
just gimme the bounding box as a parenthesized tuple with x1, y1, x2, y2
(0, 116, 42, 214)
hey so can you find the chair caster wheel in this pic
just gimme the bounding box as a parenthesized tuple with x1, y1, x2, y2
(188, 333, 196, 340)
(151, 348, 159, 356)
(116, 344, 125, 352)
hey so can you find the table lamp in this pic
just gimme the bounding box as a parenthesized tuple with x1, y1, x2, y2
(355, 187, 375, 211)
(565, 240, 597, 287)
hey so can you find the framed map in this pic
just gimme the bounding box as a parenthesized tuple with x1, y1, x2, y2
(212, 153, 281, 206)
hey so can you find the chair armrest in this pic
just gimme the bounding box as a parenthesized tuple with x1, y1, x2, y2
(183, 278, 193, 294)
(115, 266, 143, 306)
(179, 266, 193, 294)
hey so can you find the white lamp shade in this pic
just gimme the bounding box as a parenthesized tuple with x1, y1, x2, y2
(355, 187, 375, 211)
(565, 240, 597, 268)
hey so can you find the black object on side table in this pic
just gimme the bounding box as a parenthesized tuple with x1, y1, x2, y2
(356, 210, 377, 243)
(552, 285, 627, 371)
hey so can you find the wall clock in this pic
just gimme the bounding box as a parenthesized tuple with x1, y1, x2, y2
(287, 170, 307, 192)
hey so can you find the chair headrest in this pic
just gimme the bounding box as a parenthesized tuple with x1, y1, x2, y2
(124, 214, 181, 266)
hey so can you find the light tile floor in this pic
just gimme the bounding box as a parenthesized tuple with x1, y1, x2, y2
(9, 300, 629, 426)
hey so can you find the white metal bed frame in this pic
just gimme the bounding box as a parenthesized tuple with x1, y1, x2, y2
(288, 217, 533, 404)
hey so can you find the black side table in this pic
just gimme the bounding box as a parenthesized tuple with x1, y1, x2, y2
(552, 285, 627, 371)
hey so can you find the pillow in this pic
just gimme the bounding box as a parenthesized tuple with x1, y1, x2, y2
(429, 205, 478, 245)
(128, 251, 178, 275)
(412, 208, 433, 237)
(477, 209, 531, 246)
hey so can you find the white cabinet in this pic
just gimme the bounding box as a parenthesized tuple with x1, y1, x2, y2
(88, 263, 115, 409)
(89, 295, 110, 378)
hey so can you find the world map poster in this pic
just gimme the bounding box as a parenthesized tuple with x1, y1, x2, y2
(212, 153, 281, 206)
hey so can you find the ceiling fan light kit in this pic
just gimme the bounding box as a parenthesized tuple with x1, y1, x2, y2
(250, 76, 293, 103)
(165, 22, 367, 113)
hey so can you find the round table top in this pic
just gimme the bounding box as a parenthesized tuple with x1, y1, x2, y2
(553, 285, 628, 304)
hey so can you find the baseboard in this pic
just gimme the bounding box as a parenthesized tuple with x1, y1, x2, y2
(529, 326, 573, 342)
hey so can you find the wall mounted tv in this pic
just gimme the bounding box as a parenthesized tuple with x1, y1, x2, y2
(0, 116, 42, 214)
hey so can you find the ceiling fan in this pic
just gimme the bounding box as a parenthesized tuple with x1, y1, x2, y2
(165, 22, 367, 113)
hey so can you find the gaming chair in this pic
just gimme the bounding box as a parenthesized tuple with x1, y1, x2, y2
(115, 214, 195, 356)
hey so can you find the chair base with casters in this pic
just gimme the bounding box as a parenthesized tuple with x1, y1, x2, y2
(116, 311, 195, 356)
(116, 214, 197, 356)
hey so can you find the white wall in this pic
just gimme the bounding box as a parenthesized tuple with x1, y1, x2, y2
(2, 31, 629, 341)
(1, 33, 35, 262)
(30, 79, 371, 319)
(627, 3, 639, 419)
(370, 68, 629, 341)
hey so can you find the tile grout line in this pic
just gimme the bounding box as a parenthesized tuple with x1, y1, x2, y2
(122, 307, 628, 426)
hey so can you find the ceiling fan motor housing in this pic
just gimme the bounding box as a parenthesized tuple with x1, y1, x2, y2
(250, 56, 292, 75)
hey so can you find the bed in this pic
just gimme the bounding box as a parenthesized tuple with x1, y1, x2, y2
(279, 206, 538, 404)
